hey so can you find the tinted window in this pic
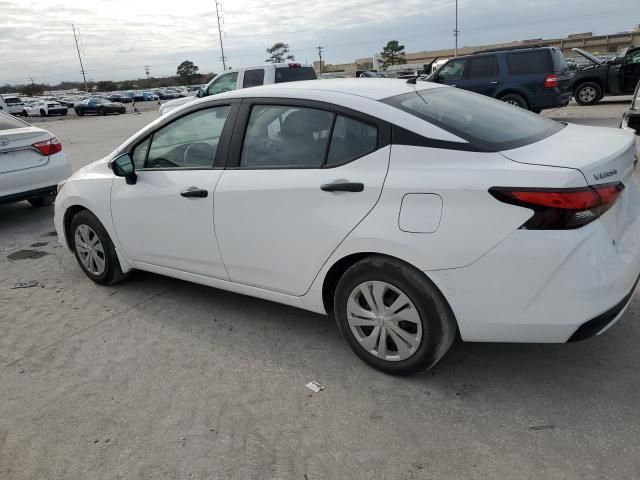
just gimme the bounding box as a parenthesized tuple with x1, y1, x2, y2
(436, 59, 466, 82)
(0, 111, 27, 130)
(625, 49, 640, 65)
(207, 72, 238, 95)
(132, 137, 150, 169)
(327, 116, 378, 166)
(240, 105, 332, 168)
(243, 69, 265, 88)
(141, 106, 230, 169)
(275, 67, 317, 83)
(4, 98, 21, 104)
(507, 50, 552, 74)
(467, 56, 498, 78)
(383, 88, 564, 150)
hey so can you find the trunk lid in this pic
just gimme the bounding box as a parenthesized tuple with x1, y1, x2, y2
(0, 127, 52, 174)
(501, 123, 639, 242)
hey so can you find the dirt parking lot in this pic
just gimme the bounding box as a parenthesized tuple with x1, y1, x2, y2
(1, 97, 639, 479)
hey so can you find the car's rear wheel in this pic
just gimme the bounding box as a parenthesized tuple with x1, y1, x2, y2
(28, 195, 55, 207)
(499, 93, 528, 109)
(334, 255, 457, 376)
(40, 109, 47, 117)
(70, 210, 127, 285)
(575, 82, 602, 106)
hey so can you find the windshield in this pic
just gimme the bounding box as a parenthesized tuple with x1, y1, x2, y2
(383, 87, 564, 151)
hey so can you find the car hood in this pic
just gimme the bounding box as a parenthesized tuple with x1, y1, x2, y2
(571, 48, 603, 66)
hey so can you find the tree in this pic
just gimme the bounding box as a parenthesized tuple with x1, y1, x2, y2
(95, 80, 117, 92)
(176, 60, 200, 85)
(266, 42, 294, 63)
(379, 40, 406, 67)
(22, 83, 46, 96)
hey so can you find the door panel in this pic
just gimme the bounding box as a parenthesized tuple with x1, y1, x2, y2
(111, 170, 228, 278)
(214, 148, 390, 295)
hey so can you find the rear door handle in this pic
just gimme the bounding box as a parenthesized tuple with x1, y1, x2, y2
(490, 81, 500, 85)
(180, 186, 208, 198)
(320, 182, 364, 193)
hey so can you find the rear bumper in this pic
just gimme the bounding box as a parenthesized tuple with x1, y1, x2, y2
(531, 91, 572, 110)
(0, 185, 57, 204)
(0, 152, 71, 201)
(427, 213, 640, 343)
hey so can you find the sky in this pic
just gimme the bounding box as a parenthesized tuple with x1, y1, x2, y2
(1, 0, 639, 85)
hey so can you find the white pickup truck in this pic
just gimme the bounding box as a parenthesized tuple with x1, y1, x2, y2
(159, 62, 317, 115)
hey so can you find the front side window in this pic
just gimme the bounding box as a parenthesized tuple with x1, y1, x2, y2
(467, 56, 499, 78)
(383, 88, 564, 150)
(436, 59, 466, 82)
(624, 49, 640, 65)
(243, 69, 265, 88)
(507, 51, 552, 75)
(135, 105, 230, 169)
(207, 72, 238, 96)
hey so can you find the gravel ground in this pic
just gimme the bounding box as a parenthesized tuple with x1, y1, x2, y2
(1, 97, 639, 480)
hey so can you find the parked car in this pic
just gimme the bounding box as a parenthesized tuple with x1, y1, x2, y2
(55, 79, 640, 375)
(0, 111, 71, 206)
(572, 47, 640, 105)
(428, 46, 573, 112)
(159, 62, 318, 115)
(107, 93, 133, 103)
(0, 95, 26, 116)
(23, 100, 68, 117)
(75, 98, 126, 116)
(620, 80, 640, 135)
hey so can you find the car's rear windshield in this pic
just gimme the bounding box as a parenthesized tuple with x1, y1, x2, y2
(382, 87, 564, 151)
(4, 97, 21, 104)
(275, 66, 317, 83)
(0, 111, 28, 130)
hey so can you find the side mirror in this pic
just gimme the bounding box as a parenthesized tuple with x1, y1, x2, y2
(196, 87, 205, 98)
(111, 154, 137, 185)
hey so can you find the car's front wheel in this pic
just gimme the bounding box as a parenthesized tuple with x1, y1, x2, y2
(334, 255, 457, 376)
(70, 210, 127, 285)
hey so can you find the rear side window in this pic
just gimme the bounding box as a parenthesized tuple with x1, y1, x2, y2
(0, 111, 27, 130)
(243, 69, 265, 88)
(467, 56, 499, 78)
(327, 116, 378, 166)
(275, 66, 317, 83)
(507, 50, 552, 75)
(4, 97, 21, 104)
(383, 88, 564, 151)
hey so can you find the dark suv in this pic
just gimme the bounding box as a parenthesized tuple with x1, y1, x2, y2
(428, 46, 572, 112)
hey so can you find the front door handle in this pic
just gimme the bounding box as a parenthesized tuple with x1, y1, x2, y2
(490, 81, 500, 85)
(320, 182, 364, 193)
(180, 186, 208, 198)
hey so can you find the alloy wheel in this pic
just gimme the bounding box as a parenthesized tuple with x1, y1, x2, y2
(74, 224, 106, 275)
(346, 281, 423, 362)
(579, 86, 597, 103)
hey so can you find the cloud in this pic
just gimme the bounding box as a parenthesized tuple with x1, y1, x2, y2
(1, 0, 638, 84)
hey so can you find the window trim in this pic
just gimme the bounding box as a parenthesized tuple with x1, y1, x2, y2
(225, 97, 390, 170)
(123, 100, 240, 171)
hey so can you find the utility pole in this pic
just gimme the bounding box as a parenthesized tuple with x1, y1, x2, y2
(145, 65, 151, 86)
(29, 77, 37, 95)
(317, 46, 324, 74)
(215, 1, 227, 70)
(72, 24, 89, 92)
(454, 0, 459, 57)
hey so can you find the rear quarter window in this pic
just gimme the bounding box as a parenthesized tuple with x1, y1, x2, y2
(382, 87, 564, 151)
(507, 50, 552, 75)
(275, 67, 317, 83)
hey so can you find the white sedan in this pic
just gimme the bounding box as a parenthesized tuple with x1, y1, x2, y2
(54, 79, 640, 375)
(23, 100, 68, 117)
(0, 111, 71, 206)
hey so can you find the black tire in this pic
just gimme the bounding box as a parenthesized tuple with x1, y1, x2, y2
(76, 109, 83, 116)
(70, 210, 128, 285)
(499, 93, 528, 109)
(40, 109, 47, 117)
(574, 82, 602, 106)
(334, 255, 457, 376)
(62, 111, 67, 116)
(28, 195, 55, 207)
(531, 108, 543, 114)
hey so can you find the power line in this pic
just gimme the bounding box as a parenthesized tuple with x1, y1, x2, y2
(71, 24, 88, 92)
(215, 1, 227, 70)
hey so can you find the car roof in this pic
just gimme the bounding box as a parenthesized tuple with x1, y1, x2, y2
(212, 78, 445, 101)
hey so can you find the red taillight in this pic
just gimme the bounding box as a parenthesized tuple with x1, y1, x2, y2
(288, 63, 301, 68)
(489, 183, 624, 230)
(32, 137, 62, 156)
(544, 74, 558, 88)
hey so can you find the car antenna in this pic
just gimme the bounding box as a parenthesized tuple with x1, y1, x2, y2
(406, 57, 438, 85)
